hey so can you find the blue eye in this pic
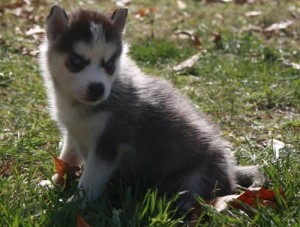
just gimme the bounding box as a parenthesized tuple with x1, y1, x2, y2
(106, 60, 114, 69)
(67, 54, 89, 72)
(70, 56, 83, 66)
(103, 59, 116, 75)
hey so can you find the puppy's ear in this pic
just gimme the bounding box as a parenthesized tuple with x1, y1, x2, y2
(111, 8, 128, 34)
(46, 6, 68, 42)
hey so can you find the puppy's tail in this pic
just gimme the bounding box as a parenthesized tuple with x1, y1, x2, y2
(235, 165, 267, 188)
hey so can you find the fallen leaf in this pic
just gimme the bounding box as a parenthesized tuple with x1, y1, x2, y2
(25, 25, 44, 36)
(265, 139, 292, 160)
(264, 20, 293, 32)
(174, 30, 193, 39)
(173, 52, 201, 71)
(177, 0, 187, 10)
(29, 49, 40, 56)
(115, 0, 131, 7)
(268, 139, 285, 154)
(242, 24, 263, 33)
(209, 194, 239, 212)
(0, 160, 14, 178)
(53, 156, 81, 187)
(1, 1, 26, 10)
(77, 214, 90, 227)
(138, 8, 147, 17)
(189, 187, 285, 222)
(282, 60, 300, 70)
(149, 6, 156, 14)
(245, 11, 262, 17)
(230, 187, 285, 209)
(53, 156, 69, 185)
(211, 32, 222, 48)
(174, 30, 202, 49)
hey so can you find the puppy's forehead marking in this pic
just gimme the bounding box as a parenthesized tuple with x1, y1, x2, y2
(73, 40, 119, 62)
(90, 22, 103, 43)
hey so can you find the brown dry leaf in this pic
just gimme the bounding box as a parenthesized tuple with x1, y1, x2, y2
(174, 30, 202, 49)
(77, 214, 90, 227)
(189, 187, 285, 223)
(211, 32, 222, 44)
(0, 160, 14, 178)
(174, 30, 193, 39)
(264, 20, 293, 32)
(191, 35, 202, 49)
(173, 52, 201, 71)
(1, 1, 26, 10)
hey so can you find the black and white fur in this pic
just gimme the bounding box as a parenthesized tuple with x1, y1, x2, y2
(39, 6, 264, 210)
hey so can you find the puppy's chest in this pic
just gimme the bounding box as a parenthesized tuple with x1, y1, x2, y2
(65, 112, 110, 158)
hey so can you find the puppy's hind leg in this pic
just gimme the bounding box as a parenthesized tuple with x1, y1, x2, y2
(175, 165, 235, 212)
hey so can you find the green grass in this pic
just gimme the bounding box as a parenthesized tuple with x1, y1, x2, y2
(1, 0, 300, 226)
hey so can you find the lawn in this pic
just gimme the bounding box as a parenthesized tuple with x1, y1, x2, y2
(1, 0, 300, 226)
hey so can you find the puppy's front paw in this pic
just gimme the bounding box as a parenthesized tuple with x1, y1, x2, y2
(39, 179, 54, 189)
(38, 173, 60, 189)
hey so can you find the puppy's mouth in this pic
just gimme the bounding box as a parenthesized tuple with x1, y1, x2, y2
(78, 96, 107, 106)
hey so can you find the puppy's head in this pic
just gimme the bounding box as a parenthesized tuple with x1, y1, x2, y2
(45, 6, 128, 105)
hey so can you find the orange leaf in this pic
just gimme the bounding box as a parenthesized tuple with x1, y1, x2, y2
(138, 8, 147, 17)
(53, 156, 69, 178)
(53, 156, 69, 185)
(77, 214, 90, 227)
(52, 156, 81, 187)
(230, 187, 285, 209)
(149, 6, 156, 14)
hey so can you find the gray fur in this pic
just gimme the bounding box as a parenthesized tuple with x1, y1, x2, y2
(40, 6, 264, 210)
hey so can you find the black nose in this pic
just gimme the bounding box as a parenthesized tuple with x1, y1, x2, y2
(87, 83, 105, 101)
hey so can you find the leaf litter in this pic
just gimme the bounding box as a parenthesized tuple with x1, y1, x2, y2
(189, 186, 286, 224)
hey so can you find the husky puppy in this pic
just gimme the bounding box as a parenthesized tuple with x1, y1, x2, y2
(39, 6, 263, 209)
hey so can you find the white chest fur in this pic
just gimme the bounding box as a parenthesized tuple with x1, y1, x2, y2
(57, 101, 110, 159)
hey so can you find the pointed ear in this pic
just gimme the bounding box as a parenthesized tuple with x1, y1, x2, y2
(111, 8, 128, 34)
(46, 6, 68, 42)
